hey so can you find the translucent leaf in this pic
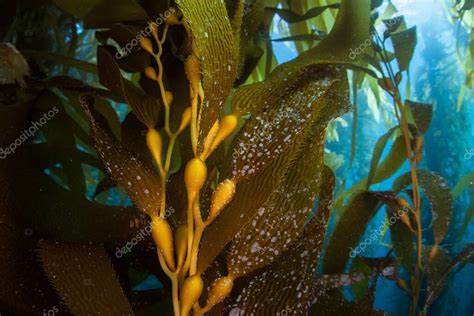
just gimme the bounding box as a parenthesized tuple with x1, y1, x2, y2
(176, 0, 239, 149)
(81, 95, 162, 217)
(39, 241, 134, 315)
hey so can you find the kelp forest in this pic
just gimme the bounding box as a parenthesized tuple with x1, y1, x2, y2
(0, 0, 473, 315)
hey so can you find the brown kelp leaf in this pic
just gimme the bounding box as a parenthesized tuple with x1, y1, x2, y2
(227, 130, 326, 277)
(0, 178, 59, 314)
(324, 191, 399, 274)
(393, 170, 453, 244)
(52, 0, 101, 18)
(224, 209, 331, 315)
(84, 0, 149, 28)
(39, 241, 134, 315)
(231, 65, 347, 182)
(198, 70, 349, 273)
(176, 0, 239, 149)
(407, 100, 433, 134)
(391, 27, 417, 72)
(97, 46, 161, 128)
(81, 95, 162, 217)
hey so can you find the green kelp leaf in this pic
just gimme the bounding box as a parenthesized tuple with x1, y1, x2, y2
(294, 0, 371, 64)
(393, 171, 453, 244)
(230, 65, 348, 182)
(52, 0, 101, 18)
(324, 191, 399, 274)
(39, 241, 134, 315)
(382, 16, 404, 36)
(33, 90, 87, 196)
(366, 126, 399, 188)
(459, 188, 474, 239)
(176, 0, 239, 150)
(44, 76, 124, 103)
(233, 0, 371, 117)
(372, 137, 407, 184)
(452, 171, 474, 199)
(224, 207, 333, 315)
(227, 131, 327, 278)
(97, 46, 160, 128)
(84, 0, 149, 28)
(391, 27, 417, 72)
(0, 178, 59, 314)
(23, 50, 98, 75)
(265, 4, 339, 23)
(423, 244, 474, 313)
(424, 246, 450, 292)
(9, 162, 148, 246)
(338, 136, 408, 208)
(95, 97, 122, 141)
(371, 0, 384, 10)
(198, 136, 302, 274)
(388, 206, 415, 274)
(198, 69, 350, 274)
(407, 100, 433, 134)
(235, 0, 264, 83)
(271, 34, 323, 42)
(81, 95, 162, 217)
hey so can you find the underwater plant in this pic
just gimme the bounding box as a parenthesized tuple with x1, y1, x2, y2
(1, 0, 473, 315)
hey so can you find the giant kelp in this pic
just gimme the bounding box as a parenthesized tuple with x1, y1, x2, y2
(0, 0, 473, 315)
